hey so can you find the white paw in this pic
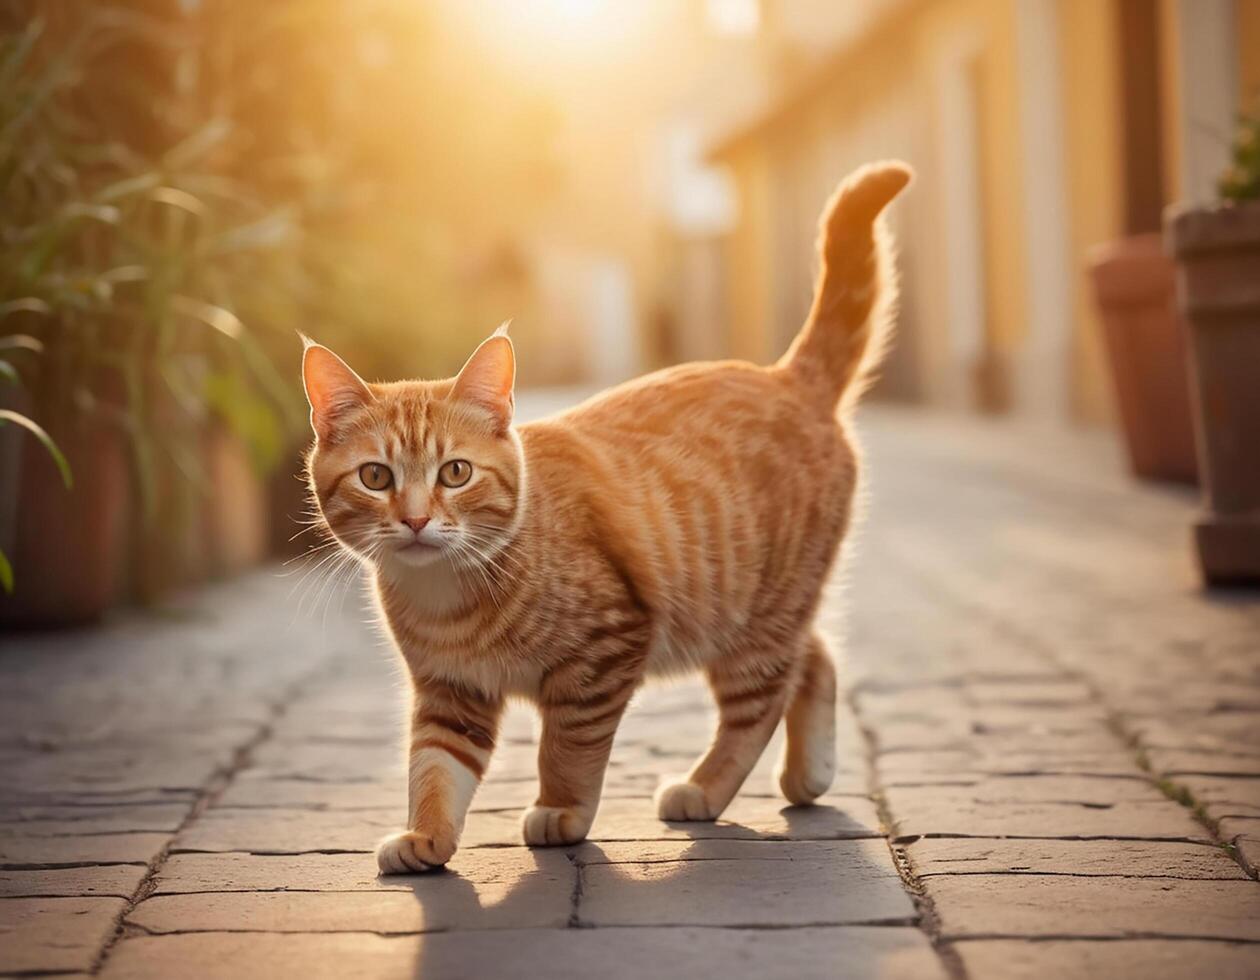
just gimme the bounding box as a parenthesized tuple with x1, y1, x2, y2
(521, 805, 591, 846)
(778, 763, 833, 806)
(376, 830, 455, 874)
(655, 779, 718, 821)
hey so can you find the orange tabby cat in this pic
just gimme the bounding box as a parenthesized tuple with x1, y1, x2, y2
(302, 161, 911, 873)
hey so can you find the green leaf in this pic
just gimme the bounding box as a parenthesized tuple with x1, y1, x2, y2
(0, 335, 42, 354)
(149, 186, 208, 217)
(100, 265, 149, 285)
(163, 118, 232, 172)
(171, 295, 243, 339)
(0, 409, 72, 488)
(208, 211, 295, 255)
(96, 171, 162, 203)
(0, 20, 44, 97)
(0, 299, 51, 319)
(61, 203, 121, 226)
(0, 548, 12, 595)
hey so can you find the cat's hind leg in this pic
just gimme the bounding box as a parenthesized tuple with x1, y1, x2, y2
(655, 642, 797, 822)
(776, 632, 836, 805)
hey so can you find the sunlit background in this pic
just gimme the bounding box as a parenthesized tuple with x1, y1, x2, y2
(1, 0, 1258, 623)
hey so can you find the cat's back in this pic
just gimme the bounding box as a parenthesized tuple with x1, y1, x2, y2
(519, 360, 858, 669)
(526, 359, 837, 451)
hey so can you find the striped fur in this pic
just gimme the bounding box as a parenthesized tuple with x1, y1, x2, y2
(303, 161, 912, 872)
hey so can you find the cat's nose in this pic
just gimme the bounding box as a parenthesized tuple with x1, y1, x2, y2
(400, 516, 430, 533)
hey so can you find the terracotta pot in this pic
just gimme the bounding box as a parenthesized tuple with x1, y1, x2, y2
(1087, 233, 1198, 483)
(1167, 201, 1260, 585)
(268, 440, 315, 561)
(130, 384, 210, 603)
(0, 406, 130, 627)
(204, 427, 268, 576)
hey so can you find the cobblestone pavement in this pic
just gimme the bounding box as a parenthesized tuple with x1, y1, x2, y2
(2, 402, 1258, 979)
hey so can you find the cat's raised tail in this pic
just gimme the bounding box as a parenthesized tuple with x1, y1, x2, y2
(778, 160, 913, 408)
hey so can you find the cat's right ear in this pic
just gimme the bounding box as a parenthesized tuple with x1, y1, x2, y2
(302, 341, 373, 441)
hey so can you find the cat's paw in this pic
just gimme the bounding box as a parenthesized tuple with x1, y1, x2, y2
(521, 805, 591, 846)
(655, 779, 718, 821)
(777, 762, 833, 806)
(376, 830, 455, 874)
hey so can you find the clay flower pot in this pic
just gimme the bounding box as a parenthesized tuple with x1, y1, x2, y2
(204, 427, 268, 577)
(0, 412, 130, 627)
(1167, 201, 1260, 585)
(1087, 233, 1198, 484)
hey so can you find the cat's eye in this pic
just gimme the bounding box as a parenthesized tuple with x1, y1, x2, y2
(438, 459, 472, 488)
(359, 463, 393, 491)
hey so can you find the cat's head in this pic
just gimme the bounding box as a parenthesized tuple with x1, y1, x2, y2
(301, 328, 524, 574)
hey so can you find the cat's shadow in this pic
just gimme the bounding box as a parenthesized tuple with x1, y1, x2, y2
(395, 801, 883, 978)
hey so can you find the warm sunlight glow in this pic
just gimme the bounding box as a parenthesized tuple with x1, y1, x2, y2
(482, 0, 617, 48)
(705, 0, 760, 37)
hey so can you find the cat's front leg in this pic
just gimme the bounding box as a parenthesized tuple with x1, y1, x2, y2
(377, 681, 502, 874)
(522, 654, 641, 847)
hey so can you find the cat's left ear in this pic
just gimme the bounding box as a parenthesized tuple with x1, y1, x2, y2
(302, 341, 374, 441)
(451, 325, 515, 433)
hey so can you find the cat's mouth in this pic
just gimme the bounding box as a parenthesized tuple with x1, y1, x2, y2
(397, 540, 442, 553)
(391, 538, 446, 569)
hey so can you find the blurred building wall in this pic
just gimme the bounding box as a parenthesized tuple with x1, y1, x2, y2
(697, 0, 1260, 425)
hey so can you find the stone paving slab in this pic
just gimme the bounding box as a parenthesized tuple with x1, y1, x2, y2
(0, 803, 189, 835)
(0, 896, 125, 973)
(214, 775, 408, 811)
(100, 927, 948, 980)
(875, 748, 1144, 782)
(130, 879, 574, 935)
(903, 838, 1250, 879)
(0, 831, 170, 866)
(1147, 750, 1260, 778)
(0, 788, 195, 809)
(0, 749, 234, 797)
(884, 784, 1211, 842)
(575, 839, 913, 928)
(955, 939, 1260, 980)
(925, 875, 1260, 940)
(0, 864, 148, 898)
(1218, 817, 1260, 875)
(153, 848, 568, 894)
(1175, 775, 1260, 815)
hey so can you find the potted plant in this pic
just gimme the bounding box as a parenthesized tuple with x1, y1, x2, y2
(0, 3, 302, 621)
(1166, 106, 1260, 585)
(0, 356, 129, 625)
(1087, 237, 1198, 484)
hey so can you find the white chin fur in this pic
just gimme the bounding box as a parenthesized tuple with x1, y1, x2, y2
(392, 545, 447, 569)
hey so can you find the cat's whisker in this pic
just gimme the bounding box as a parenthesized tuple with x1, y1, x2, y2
(452, 536, 519, 597)
(450, 542, 507, 610)
(284, 543, 350, 603)
(280, 539, 340, 570)
(324, 547, 369, 632)
(317, 541, 370, 621)
(287, 522, 327, 543)
(457, 529, 525, 581)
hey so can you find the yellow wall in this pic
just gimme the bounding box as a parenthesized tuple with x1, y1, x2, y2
(1158, 0, 1184, 201)
(1058, 0, 1126, 424)
(717, 0, 1033, 408)
(723, 145, 774, 365)
(714, 0, 1257, 424)
(905, 0, 1032, 409)
(1241, 0, 1260, 104)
